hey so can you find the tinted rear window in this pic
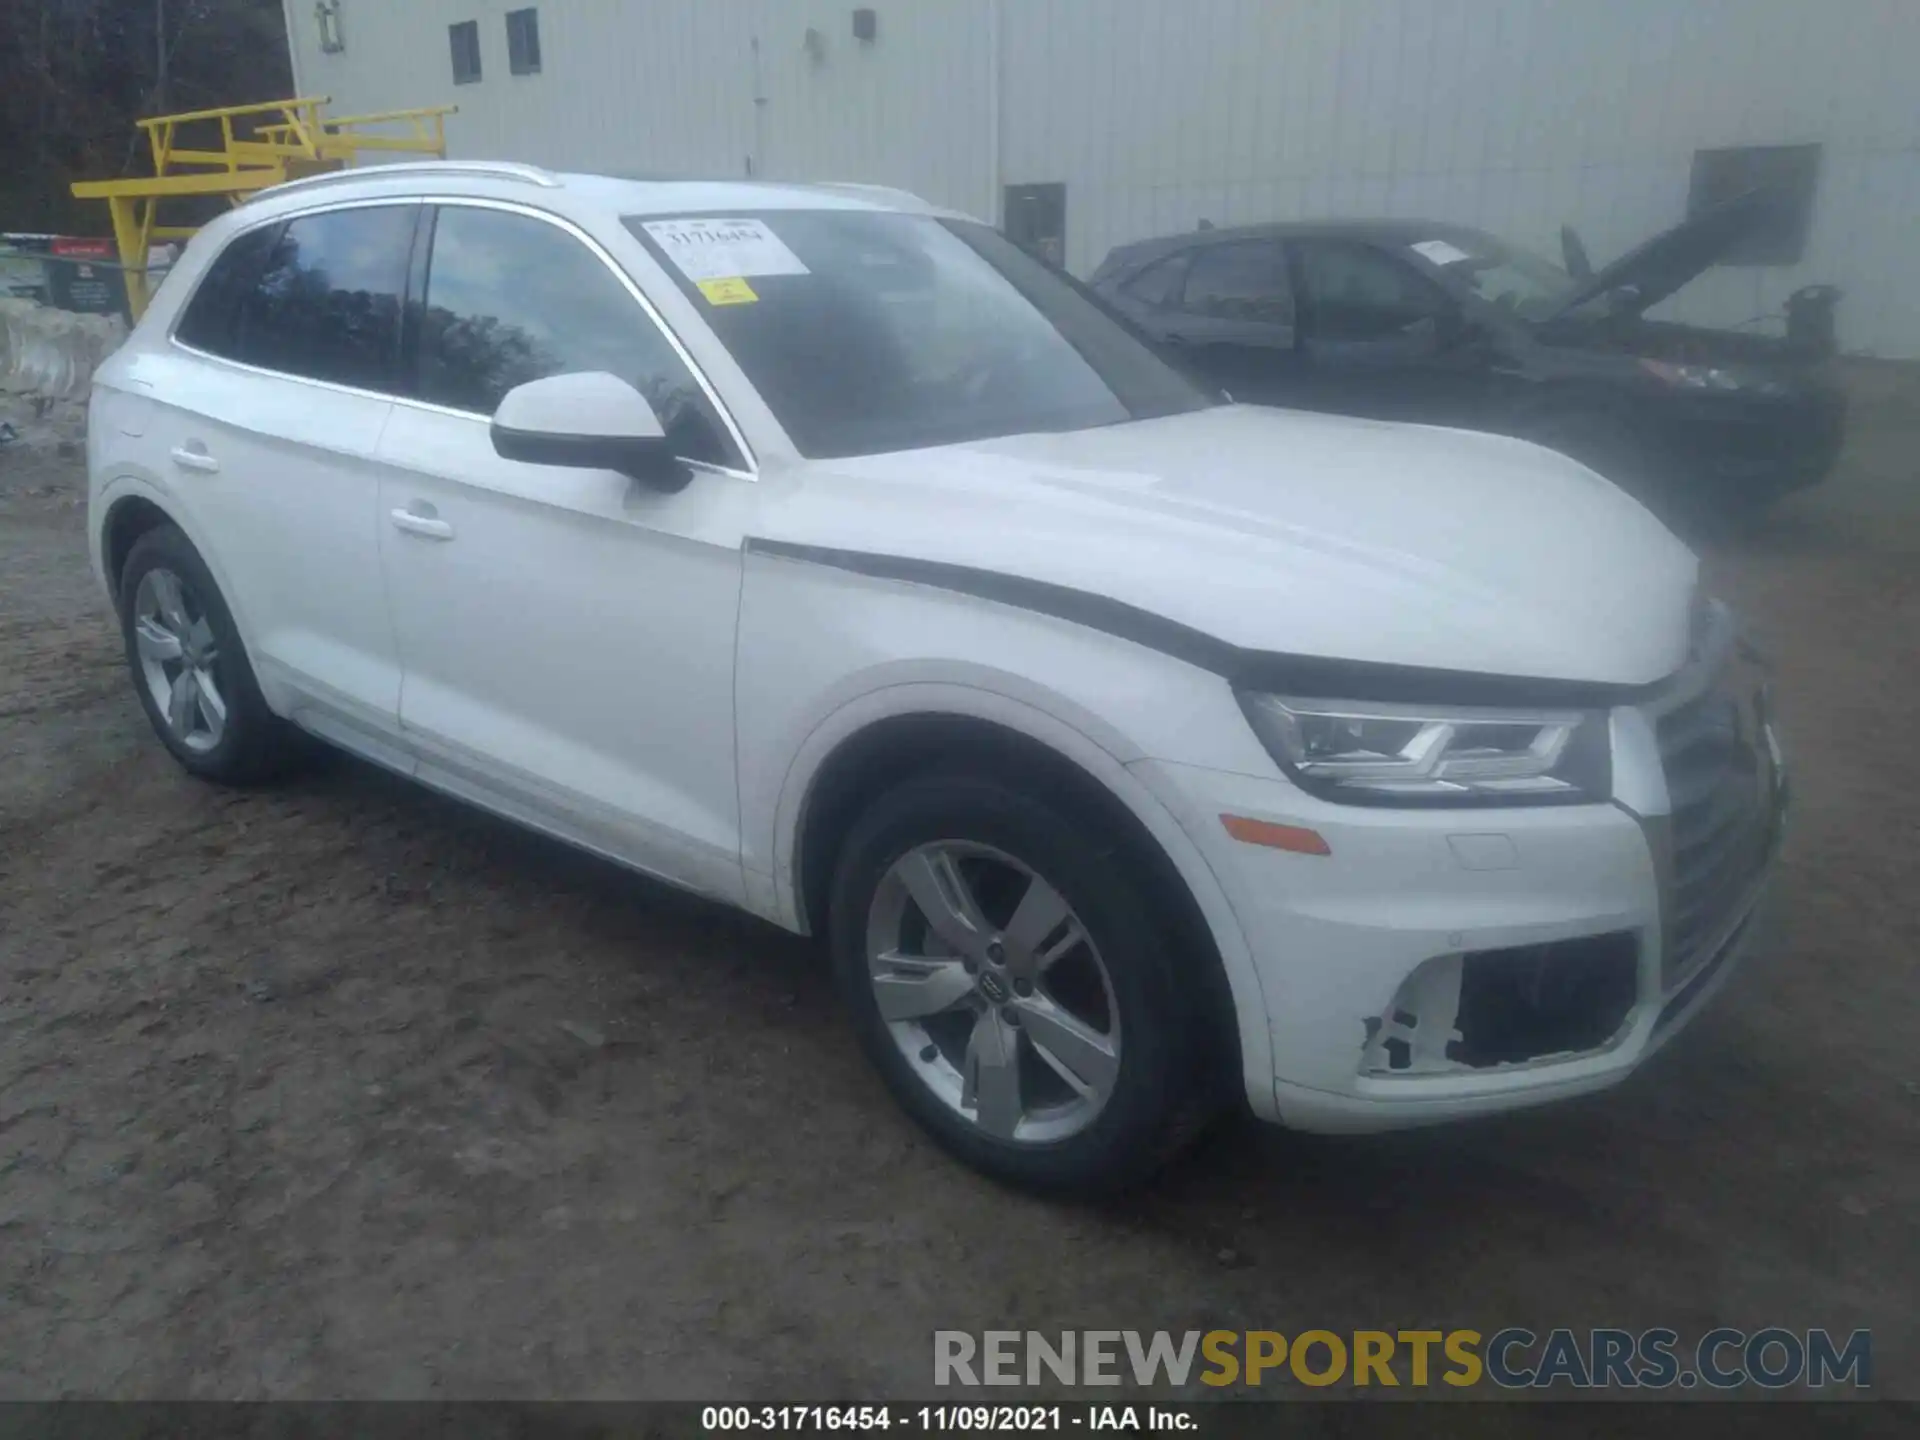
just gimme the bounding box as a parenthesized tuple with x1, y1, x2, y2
(231, 205, 416, 392)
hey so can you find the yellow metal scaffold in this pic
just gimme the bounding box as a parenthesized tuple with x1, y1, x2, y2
(70, 96, 455, 317)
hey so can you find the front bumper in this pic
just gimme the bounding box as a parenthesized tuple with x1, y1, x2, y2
(1132, 631, 1785, 1131)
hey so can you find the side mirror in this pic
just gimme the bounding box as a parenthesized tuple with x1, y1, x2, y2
(490, 372, 689, 491)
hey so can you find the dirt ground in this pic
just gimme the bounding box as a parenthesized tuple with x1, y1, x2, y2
(1, 385, 1915, 1405)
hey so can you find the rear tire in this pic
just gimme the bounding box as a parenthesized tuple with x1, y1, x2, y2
(829, 771, 1218, 1194)
(118, 524, 310, 785)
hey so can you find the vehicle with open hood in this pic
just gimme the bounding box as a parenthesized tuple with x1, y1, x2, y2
(1093, 194, 1846, 518)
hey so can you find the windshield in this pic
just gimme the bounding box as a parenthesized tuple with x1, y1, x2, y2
(626, 210, 1214, 459)
(1409, 233, 1579, 321)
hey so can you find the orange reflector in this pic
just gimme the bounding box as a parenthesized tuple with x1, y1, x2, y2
(1220, 814, 1331, 856)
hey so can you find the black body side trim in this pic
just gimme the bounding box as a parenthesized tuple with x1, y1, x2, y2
(746, 538, 1237, 675)
(744, 538, 1662, 709)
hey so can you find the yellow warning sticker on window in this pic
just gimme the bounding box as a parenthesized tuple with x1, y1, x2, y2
(697, 276, 759, 305)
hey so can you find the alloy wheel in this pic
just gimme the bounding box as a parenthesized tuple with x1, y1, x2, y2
(132, 567, 227, 754)
(865, 840, 1122, 1143)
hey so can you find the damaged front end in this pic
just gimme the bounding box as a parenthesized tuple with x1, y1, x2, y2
(1360, 932, 1640, 1077)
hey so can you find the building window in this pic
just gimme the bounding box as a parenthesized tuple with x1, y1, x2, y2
(506, 8, 542, 76)
(1688, 144, 1822, 265)
(449, 20, 482, 85)
(315, 0, 344, 54)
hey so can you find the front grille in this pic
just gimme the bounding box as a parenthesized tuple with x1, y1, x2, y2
(1653, 647, 1781, 989)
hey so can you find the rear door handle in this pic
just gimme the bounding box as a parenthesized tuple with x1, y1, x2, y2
(390, 507, 455, 541)
(169, 444, 220, 474)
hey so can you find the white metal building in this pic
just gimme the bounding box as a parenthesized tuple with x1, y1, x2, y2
(285, 0, 1920, 356)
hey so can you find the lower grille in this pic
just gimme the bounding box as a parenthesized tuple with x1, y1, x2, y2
(1653, 649, 1781, 989)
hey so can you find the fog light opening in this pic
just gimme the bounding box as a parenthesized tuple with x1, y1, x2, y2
(1363, 933, 1640, 1076)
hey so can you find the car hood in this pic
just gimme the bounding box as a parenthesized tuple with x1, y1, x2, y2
(757, 405, 1698, 690)
(1541, 190, 1770, 322)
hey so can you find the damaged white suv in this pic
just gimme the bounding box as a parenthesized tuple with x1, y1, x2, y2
(87, 163, 1788, 1191)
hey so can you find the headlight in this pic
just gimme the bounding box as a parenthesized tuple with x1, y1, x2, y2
(1238, 694, 1612, 806)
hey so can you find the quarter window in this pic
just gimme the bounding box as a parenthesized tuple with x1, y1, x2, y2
(230, 205, 416, 391)
(416, 205, 737, 467)
(1181, 241, 1293, 325)
(174, 225, 281, 358)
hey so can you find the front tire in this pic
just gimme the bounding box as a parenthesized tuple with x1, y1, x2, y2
(829, 772, 1216, 1193)
(118, 524, 309, 785)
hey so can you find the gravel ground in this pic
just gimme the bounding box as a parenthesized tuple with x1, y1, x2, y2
(0, 390, 1915, 1405)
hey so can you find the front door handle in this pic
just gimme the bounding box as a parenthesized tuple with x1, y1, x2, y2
(169, 444, 220, 474)
(390, 507, 455, 541)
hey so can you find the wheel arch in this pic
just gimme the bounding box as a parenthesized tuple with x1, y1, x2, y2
(778, 689, 1275, 1112)
(101, 491, 177, 606)
(95, 478, 264, 665)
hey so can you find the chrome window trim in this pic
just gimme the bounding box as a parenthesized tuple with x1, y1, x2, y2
(165, 192, 758, 479)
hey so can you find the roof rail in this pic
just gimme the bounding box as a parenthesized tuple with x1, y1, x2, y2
(807, 180, 937, 210)
(251, 159, 562, 202)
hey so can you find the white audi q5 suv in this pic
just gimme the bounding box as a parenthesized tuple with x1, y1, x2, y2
(87, 162, 1787, 1190)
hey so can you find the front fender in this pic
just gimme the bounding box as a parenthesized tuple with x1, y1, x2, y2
(760, 677, 1279, 1121)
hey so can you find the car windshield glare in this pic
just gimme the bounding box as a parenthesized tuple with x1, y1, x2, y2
(625, 210, 1215, 459)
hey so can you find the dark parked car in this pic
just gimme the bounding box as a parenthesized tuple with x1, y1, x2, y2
(1090, 197, 1846, 518)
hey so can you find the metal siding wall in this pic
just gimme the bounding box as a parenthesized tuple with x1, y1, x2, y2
(749, 0, 992, 214)
(298, 1, 759, 177)
(292, 0, 1920, 354)
(291, 2, 988, 209)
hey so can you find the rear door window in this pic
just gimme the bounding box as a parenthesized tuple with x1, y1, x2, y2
(415, 204, 738, 467)
(1120, 254, 1189, 309)
(231, 204, 417, 391)
(174, 226, 281, 357)
(1180, 241, 1294, 325)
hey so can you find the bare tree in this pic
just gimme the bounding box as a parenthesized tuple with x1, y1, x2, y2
(0, 0, 292, 231)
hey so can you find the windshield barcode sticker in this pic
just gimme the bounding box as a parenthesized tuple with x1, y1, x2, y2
(643, 218, 809, 282)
